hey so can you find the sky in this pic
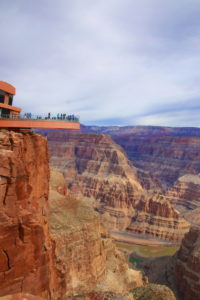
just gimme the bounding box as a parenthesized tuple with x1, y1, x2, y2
(1, 0, 200, 127)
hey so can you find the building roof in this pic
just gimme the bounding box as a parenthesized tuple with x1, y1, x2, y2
(0, 81, 16, 95)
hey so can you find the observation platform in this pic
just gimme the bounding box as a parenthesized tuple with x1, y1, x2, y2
(0, 81, 80, 130)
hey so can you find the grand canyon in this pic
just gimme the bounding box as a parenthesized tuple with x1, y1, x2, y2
(1, 126, 200, 299)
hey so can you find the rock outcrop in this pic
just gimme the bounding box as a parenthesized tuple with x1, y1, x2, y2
(111, 136, 200, 189)
(132, 284, 176, 300)
(49, 169, 144, 297)
(175, 225, 200, 300)
(0, 131, 59, 299)
(166, 174, 200, 213)
(128, 194, 190, 242)
(44, 131, 146, 230)
(69, 283, 176, 300)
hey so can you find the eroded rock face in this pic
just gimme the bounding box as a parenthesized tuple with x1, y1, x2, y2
(112, 136, 200, 189)
(45, 132, 146, 231)
(0, 131, 58, 299)
(40, 131, 190, 241)
(175, 225, 200, 300)
(166, 174, 200, 214)
(128, 194, 190, 242)
(49, 169, 144, 297)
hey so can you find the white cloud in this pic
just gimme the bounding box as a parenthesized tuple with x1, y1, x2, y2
(1, 0, 200, 126)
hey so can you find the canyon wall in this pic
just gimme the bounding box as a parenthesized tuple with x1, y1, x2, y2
(38, 130, 189, 241)
(0, 131, 59, 299)
(0, 130, 146, 299)
(81, 125, 200, 137)
(44, 131, 146, 230)
(49, 169, 144, 297)
(128, 194, 190, 242)
(166, 174, 200, 217)
(112, 136, 200, 189)
(175, 225, 200, 300)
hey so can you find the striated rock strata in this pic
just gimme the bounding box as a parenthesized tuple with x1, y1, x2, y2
(112, 135, 200, 189)
(166, 174, 200, 213)
(49, 169, 144, 297)
(44, 131, 147, 231)
(0, 131, 59, 299)
(128, 194, 190, 242)
(41, 131, 189, 241)
(175, 225, 200, 300)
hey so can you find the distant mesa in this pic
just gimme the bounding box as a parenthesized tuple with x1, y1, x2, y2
(0, 81, 80, 130)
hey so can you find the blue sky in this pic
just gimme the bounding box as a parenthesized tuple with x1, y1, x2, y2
(1, 0, 200, 126)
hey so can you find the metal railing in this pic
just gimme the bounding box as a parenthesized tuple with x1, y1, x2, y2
(0, 113, 80, 122)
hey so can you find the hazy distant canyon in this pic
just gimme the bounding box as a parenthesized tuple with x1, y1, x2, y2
(40, 125, 200, 243)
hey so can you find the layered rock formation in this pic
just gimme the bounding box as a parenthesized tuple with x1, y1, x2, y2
(175, 225, 200, 300)
(0, 130, 180, 300)
(0, 131, 146, 299)
(40, 130, 190, 241)
(128, 194, 190, 242)
(44, 131, 147, 230)
(81, 125, 200, 188)
(0, 131, 59, 299)
(111, 136, 200, 189)
(81, 125, 200, 137)
(166, 174, 200, 213)
(49, 168, 144, 297)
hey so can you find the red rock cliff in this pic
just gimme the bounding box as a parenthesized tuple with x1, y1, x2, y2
(128, 194, 190, 242)
(175, 225, 200, 300)
(0, 131, 58, 299)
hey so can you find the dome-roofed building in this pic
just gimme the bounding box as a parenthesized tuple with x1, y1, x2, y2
(0, 81, 80, 130)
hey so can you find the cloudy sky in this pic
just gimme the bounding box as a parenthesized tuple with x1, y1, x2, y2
(1, 0, 200, 127)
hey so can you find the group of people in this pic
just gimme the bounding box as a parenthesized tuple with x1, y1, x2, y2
(56, 113, 77, 120)
(23, 112, 32, 119)
(23, 112, 79, 121)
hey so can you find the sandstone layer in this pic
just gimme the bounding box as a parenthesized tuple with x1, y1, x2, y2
(0, 131, 59, 299)
(175, 225, 200, 300)
(81, 126, 200, 188)
(111, 136, 200, 189)
(40, 130, 190, 241)
(49, 169, 144, 297)
(44, 131, 147, 230)
(127, 194, 190, 242)
(166, 174, 200, 214)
